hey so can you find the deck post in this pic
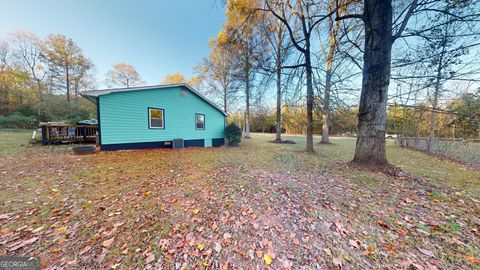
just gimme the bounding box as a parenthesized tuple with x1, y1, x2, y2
(41, 126, 47, 145)
(82, 127, 87, 142)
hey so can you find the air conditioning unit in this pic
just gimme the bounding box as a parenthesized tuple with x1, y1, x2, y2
(172, 138, 184, 149)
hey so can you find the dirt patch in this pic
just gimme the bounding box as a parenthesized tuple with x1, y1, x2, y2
(269, 140, 296, 144)
(318, 141, 334, 145)
(346, 160, 404, 177)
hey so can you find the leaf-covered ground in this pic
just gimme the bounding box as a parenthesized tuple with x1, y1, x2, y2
(0, 131, 479, 269)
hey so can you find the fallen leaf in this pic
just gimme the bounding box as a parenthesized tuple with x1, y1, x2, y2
(214, 242, 222, 253)
(97, 248, 108, 263)
(405, 198, 414, 203)
(376, 220, 390, 229)
(417, 247, 435, 257)
(9, 237, 38, 252)
(146, 253, 155, 264)
(223, 232, 232, 240)
(332, 257, 343, 269)
(363, 246, 375, 255)
(80, 245, 91, 255)
(193, 209, 200, 215)
(263, 254, 273, 265)
(0, 230, 13, 239)
(466, 256, 480, 265)
(32, 226, 45, 233)
(197, 243, 205, 251)
(53, 226, 67, 234)
(292, 238, 300, 245)
(334, 221, 348, 234)
(384, 245, 398, 253)
(349, 239, 359, 248)
(113, 222, 124, 228)
(282, 259, 293, 269)
(102, 237, 115, 248)
(395, 228, 407, 237)
(57, 238, 67, 244)
(0, 213, 12, 220)
(50, 248, 61, 253)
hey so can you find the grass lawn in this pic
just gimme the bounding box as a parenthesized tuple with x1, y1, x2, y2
(0, 130, 479, 269)
(0, 129, 34, 153)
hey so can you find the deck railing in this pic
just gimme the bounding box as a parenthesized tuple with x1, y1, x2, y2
(41, 125, 98, 145)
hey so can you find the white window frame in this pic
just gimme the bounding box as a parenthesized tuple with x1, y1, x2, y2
(148, 108, 164, 129)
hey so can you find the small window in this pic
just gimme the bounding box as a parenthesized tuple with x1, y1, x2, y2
(196, 113, 205, 130)
(149, 108, 164, 129)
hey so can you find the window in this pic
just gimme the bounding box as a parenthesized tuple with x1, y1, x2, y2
(196, 113, 205, 130)
(148, 108, 164, 129)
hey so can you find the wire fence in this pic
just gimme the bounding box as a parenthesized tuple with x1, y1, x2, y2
(397, 137, 480, 164)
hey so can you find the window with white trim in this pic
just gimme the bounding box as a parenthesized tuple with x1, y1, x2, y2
(149, 108, 164, 129)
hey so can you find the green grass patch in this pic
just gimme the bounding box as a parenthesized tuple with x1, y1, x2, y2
(431, 190, 450, 201)
(0, 129, 34, 153)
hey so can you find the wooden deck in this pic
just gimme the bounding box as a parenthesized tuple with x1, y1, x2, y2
(41, 124, 98, 145)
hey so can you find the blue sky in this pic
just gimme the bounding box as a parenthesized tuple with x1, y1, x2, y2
(1, 0, 226, 88)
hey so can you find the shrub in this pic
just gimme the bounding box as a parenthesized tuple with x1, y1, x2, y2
(36, 95, 96, 122)
(16, 104, 39, 118)
(225, 123, 242, 146)
(0, 112, 37, 129)
(65, 110, 93, 125)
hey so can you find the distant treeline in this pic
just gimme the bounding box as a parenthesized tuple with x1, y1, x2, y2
(228, 90, 479, 139)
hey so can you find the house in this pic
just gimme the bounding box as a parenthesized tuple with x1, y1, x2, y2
(80, 83, 227, 151)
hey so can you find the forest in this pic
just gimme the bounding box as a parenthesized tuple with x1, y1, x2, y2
(1, 0, 480, 167)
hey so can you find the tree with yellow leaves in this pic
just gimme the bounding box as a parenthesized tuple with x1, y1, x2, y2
(221, 0, 267, 138)
(42, 34, 94, 102)
(160, 72, 186, 84)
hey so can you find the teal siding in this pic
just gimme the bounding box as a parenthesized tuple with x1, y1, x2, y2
(98, 86, 225, 145)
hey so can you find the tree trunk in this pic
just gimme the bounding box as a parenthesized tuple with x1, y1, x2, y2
(66, 66, 71, 102)
(427, 76, 441, 152)
(427, 46, 444, 152)
(321, 63, 332, 144)
(274, 28, 284, 142)
(245, 78, 251, 138)
(352, 0, 392, 166)
(223, 86, 228, 114)
(242, 113, 246, 133)
(305, 46, 314, 152)
(74, 81, 79, 102)
(321, 17, 339, 144)
(275, 55, 282, 142)
(401, 105, 407, 145)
